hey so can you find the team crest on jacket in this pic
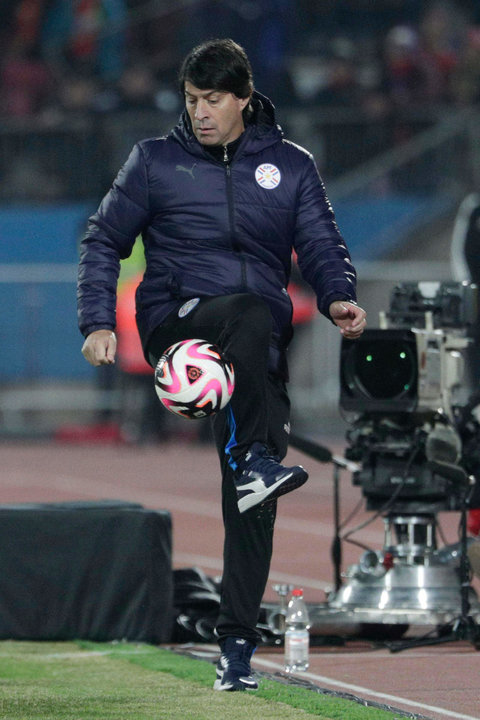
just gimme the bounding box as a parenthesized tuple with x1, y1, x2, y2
(255, 163, 281, 189)
(178, 298, 200, 317)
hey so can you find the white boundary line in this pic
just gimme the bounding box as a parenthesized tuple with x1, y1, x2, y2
(253, 657, 480, 720)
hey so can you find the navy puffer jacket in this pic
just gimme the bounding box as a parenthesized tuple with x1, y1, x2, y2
(77, 91, 357, 375)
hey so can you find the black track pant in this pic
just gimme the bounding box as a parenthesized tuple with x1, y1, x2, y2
(147, 294, 291, 644)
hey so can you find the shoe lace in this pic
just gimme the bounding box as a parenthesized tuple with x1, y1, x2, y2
(246, 451, 282, 475)
(228, 647, 253, 675)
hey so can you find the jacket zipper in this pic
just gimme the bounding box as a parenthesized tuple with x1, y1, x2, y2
(224, 145, 247, 290)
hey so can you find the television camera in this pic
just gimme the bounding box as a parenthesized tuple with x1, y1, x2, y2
(311, 281, 480, 637)
(340, 280, 479, 514)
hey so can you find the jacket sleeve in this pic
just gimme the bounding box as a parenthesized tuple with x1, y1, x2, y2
(77, 143, 150, 337)
(293, 155, 357, 319)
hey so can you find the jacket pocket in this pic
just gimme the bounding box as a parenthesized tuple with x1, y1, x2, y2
(136, 270, 178, 308)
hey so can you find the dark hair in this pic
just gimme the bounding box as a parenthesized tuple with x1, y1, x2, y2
(178, 38, 253, 98)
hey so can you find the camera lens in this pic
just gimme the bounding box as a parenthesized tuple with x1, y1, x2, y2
(349, 339, 416, 399)
(340, 329, 418, 412)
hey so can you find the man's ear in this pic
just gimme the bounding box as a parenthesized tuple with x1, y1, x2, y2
(239, 95, 251, 112)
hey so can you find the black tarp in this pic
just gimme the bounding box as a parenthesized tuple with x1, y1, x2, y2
(0, 500, 173, 643)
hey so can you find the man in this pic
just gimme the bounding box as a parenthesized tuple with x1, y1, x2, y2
(78, 38, 366, 691)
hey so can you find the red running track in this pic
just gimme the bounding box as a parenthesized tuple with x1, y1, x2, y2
(2, 439, 480, 720)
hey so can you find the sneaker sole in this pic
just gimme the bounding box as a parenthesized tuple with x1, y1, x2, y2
(237, 468, 308, 513)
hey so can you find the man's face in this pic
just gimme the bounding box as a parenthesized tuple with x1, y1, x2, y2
(184, 81, 250, 147)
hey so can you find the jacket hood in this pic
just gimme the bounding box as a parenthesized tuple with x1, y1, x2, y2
(170, 90, 283, 157)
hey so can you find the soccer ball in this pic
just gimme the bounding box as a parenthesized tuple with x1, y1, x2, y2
(154, 338, 235, 419)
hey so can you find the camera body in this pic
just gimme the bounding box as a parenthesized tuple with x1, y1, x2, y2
(341, 281, 476, 417)
(339, 281, 478, 512)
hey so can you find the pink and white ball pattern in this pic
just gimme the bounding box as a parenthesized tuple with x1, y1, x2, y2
(154, 338, 235, 419)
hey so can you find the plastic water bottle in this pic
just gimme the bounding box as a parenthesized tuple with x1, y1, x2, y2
(284, 587, 310, 672)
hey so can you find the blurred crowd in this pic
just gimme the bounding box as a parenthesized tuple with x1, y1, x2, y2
(1, 0, 480, 124)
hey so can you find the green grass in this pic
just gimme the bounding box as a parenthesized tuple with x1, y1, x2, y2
(0, 641, 405, 720)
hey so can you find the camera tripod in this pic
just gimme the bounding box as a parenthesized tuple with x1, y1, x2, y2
(290, 433, 480, 651)
(387, 459, 480, 652)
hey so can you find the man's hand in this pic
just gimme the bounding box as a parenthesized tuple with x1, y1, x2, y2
(329, 301, 367, 339)
(81, 330, 117, 366)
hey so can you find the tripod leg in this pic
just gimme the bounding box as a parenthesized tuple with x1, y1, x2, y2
(388, 491, 480, 652)
(331, 466, 342, 593)
(388, 631, 458, 653)
(452, 616, 480, 649)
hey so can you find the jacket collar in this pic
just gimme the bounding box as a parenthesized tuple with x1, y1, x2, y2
(171, 90, 283, 158)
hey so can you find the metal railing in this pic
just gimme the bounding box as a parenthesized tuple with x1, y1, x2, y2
(0, 105, 452, 203)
